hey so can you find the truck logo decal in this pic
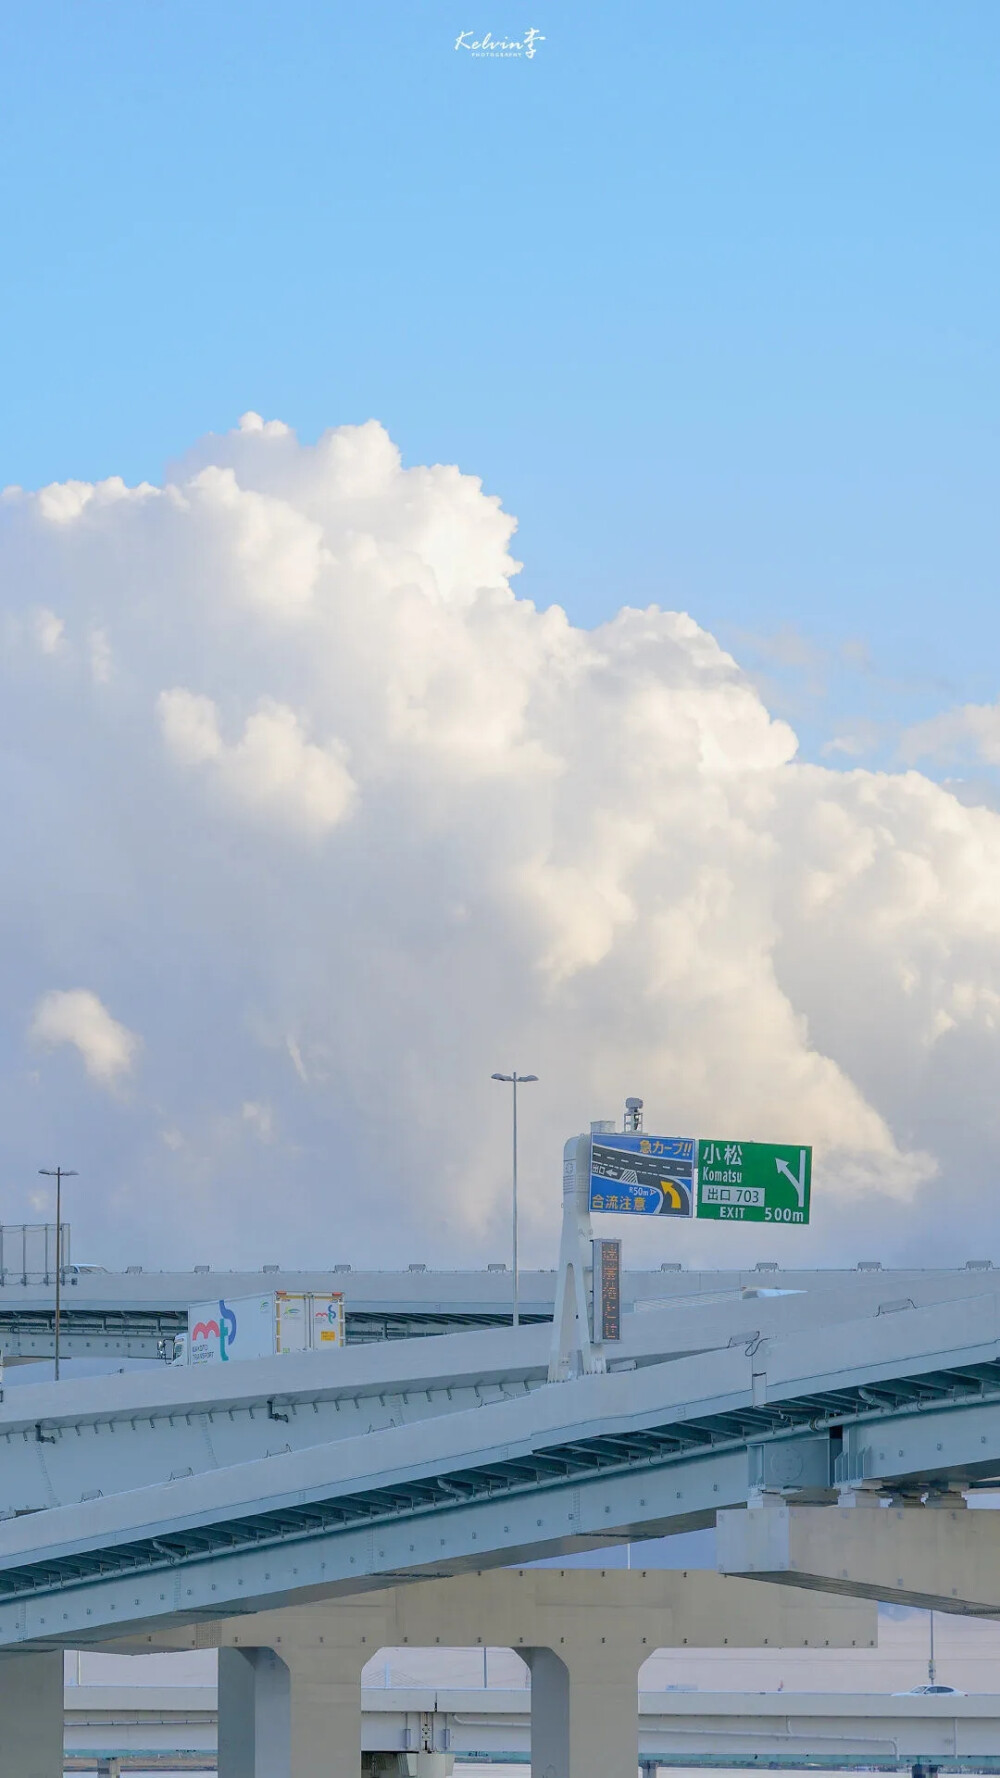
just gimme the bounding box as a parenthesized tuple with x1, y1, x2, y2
(218, 1299, 237, 1359)
(192, 1299, 238, 1360)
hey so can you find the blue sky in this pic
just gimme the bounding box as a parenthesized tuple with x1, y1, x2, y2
(2, 0, 998, 767)
(4, 4, 1000, 1269)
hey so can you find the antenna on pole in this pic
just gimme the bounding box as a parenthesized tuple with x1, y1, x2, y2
(624, 1096, 644, 1133)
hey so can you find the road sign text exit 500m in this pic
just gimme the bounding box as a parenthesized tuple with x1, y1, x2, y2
(696, 1141, 811, 1224)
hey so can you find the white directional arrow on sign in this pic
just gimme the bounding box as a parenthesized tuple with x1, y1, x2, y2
(774, 1150, 808, 1209)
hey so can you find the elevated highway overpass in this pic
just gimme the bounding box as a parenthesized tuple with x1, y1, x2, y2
(6, 1262, 1000, 1774)
(60, 1682, 1000, 1773)
(2, 1260, 998, 1359)
(4, 1268, 1000, 1649)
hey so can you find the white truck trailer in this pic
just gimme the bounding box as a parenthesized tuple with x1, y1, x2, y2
(178, 1290, 345, 1365)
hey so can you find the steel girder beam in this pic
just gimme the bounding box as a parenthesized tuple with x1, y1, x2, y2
(9, 1378, 1000, 1618)
(0, 1446, 748, 1647)
(7, 1303, 1000, 1644)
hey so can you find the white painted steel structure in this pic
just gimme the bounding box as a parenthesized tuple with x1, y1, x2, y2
(4, 1266, 1000, 1648)
(60, 1683, 1000, 1772)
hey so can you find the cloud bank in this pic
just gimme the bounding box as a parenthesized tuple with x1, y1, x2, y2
(901, 701, 1000, 770)
(29, 990, 140, 1088)
(2, 414, 999, 1268)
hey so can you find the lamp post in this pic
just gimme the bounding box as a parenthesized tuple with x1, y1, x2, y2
(39, 1167, 77, 1382)
(490, 1072, 537, 1328)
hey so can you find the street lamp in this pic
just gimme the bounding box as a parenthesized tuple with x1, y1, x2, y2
(39, 1167, 77, 1382)
(490, 1072, 537, 1328)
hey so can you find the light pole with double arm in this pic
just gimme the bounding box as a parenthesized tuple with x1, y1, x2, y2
(490, 1072, 537, 1328)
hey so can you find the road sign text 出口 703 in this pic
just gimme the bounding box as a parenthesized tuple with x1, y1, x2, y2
(696, 1140, 812, 1224)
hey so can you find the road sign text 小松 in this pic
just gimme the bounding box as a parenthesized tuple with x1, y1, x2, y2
(696, 1140, 811, 1224)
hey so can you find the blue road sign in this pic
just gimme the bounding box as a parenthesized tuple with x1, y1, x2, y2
(589, 1134, 694, 1217)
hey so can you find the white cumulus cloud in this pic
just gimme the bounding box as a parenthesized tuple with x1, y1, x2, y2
(2, 416, 1000, 1268)
(158, 689, 356, 835)
(29, 990, 141, 1088)
(901, 701, 1000, 769)
(34, 607, 65, 654)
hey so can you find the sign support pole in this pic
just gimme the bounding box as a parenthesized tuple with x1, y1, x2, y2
(548, 1130, 606, 1383)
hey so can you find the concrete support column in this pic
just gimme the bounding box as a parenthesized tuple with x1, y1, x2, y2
(218, 1646, 291, 1778)
(0, 1650, 64, 1778)
(526, 1641, 641, 1778)
(284, 1641, 367, 1778)
(218, 1639, 367, 1778)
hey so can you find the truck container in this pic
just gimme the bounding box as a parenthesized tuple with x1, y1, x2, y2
(184, 1291, 344, 1366)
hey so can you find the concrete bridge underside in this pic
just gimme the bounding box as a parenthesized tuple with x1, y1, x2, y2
(0, 1568, 874, 1778)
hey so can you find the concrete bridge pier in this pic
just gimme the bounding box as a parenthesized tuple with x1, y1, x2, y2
(218, 1646, 291, 1777)
(0, 1649, 64, 1778)
(526, 1640, 642, 1778)
(119, 1567, 875, 1778)
(286, 1640, 368, 1778)
(218, 1637, 369, 1778)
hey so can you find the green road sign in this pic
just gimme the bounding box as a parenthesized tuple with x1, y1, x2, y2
(696, 1139, 811, 1224)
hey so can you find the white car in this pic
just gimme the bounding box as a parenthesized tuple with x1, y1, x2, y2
(894, 1684, 965, 1696)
